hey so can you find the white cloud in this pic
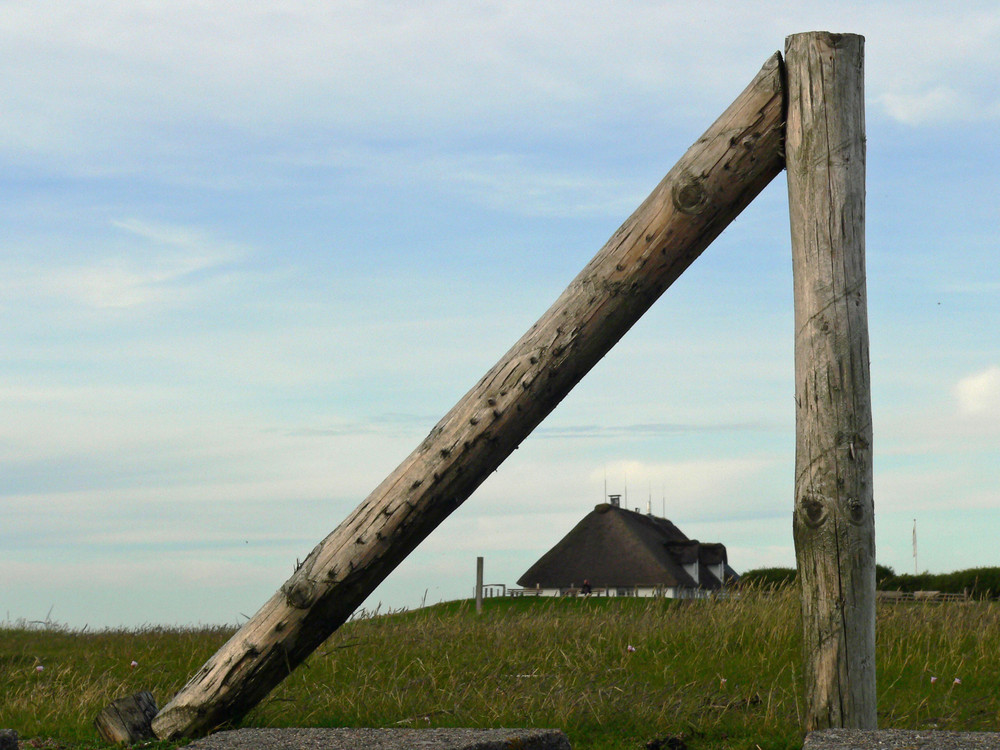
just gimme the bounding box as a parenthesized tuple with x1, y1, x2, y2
(111, 218, 224, 250)
(7, 1, 999, 171)
(0, 417, 414, 508)
(423, 512, 583, 555)
(857, 4, 1000, 125)
(875, 456, 1000, 514)
(64, 263, 185, 309)
(879, 87, 973, 126)
(590, 458, 777, 511)
(270, 139, 649, 222)
(725, 544, 795, 570)
(0, 555, 276, 591)
(1, 219, 244, 311)
(955, 366, 1000, 416)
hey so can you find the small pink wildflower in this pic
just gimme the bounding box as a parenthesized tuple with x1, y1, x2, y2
(35, 665, 44, 673)
(720, 678, 728, 687)
(953, 678, 962, 685)
(130, 660, 139, 669)
(930, 676, 937, 684)
(627, 644, 636, 653)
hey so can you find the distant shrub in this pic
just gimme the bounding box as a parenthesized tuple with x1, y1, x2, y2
(875, 564, 896, 586)
(739, 563, 937, 591)
(880, 567, 1000, 599)
(941, 567, 1000, 598)
(738, 567, 797, 588)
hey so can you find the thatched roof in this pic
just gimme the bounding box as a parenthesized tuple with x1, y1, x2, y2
(517, 503, 737, 590)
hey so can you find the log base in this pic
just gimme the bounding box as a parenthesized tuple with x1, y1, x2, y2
(94, 691, 158, 745)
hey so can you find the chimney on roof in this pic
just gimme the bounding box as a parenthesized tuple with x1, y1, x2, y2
(608, 494, 621, 507)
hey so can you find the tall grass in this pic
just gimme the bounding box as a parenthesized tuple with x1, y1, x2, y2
(3, 587, 999, 750)
(0, 622, 231, 747)
(249, 590, 803, 750)
(876, 598, 1000, 729)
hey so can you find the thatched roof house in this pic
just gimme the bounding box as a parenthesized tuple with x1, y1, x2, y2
(516, 502, 738, 598)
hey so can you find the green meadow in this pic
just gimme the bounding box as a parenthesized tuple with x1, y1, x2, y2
(3, 586, 999, 749)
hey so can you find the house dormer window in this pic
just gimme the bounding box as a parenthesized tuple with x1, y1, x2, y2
(684, 560, 699, 584)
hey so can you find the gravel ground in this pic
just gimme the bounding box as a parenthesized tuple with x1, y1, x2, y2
(183, 728, 571, 750)
(805, 730, 1000, 750)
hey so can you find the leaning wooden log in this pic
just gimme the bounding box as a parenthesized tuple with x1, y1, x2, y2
(94, 691, 158, 744)
(147, 52, 786, 741)
(785, 32, 875, 730)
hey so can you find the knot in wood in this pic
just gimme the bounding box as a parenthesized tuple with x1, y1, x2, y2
(672, 174, 708, 215)
(281, 579, 316, 609)
(846, 496, 866, 525)
(798, 492, 828, 528)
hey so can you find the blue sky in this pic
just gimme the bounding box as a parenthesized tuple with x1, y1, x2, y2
(3, 2, 999, 628)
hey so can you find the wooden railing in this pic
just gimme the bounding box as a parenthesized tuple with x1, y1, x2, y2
(877, 590, 971, 603)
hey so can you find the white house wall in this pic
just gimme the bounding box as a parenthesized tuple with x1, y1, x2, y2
(514, 586, 690, 598)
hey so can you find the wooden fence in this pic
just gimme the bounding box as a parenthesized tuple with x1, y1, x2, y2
(877, 590, 972, 603)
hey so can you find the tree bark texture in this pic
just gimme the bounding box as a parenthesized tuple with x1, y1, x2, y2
(785, 32, 875, 730)
(150, 52, 786, 741)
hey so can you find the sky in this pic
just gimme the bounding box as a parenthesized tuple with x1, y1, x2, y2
(2, 1, 999, 630)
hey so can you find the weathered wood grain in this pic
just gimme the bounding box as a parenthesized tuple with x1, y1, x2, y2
(94, 691, 158, 744)
(149, 52, 787, 741)
(785, 32, 875, 730)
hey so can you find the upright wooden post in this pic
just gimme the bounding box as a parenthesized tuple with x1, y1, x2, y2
(785, 32, 875, 730)
(475, 556, 484, 615)
(146, 52, 786, 742)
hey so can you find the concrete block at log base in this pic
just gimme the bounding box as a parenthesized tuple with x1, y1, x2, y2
(183, 727, 571, 750)
(805, 729, 1000, 750)
(0, 729, 18, 750)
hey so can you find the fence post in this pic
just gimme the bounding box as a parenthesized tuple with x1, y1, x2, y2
(785, 31, 876, 730)
(475, 556, 484, 614)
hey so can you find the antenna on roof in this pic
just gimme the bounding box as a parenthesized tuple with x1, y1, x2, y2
(624, 470, 628, 507)
(647, 482, 652, 515)
(603, 465, 607, 504)
(662, 483, 666, 518)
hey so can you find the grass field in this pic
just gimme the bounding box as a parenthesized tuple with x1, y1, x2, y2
(3, 586, 999, 750)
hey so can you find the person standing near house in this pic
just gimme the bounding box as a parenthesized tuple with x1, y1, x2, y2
(581, 579, 592, 596)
